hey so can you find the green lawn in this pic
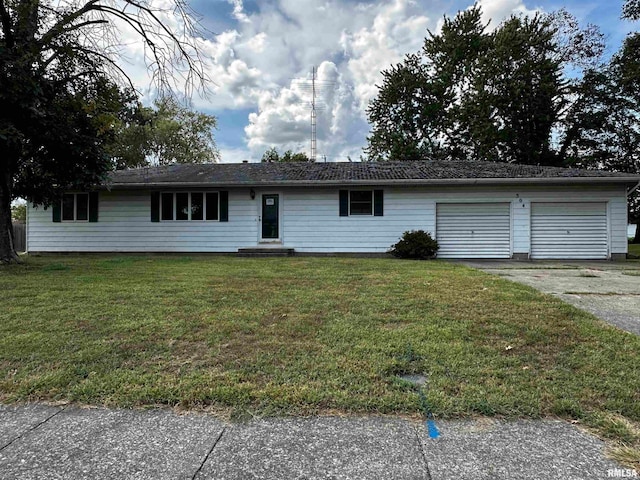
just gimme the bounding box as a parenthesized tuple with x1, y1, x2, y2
(1, 256, 639, 466)
(629, 243, 640, 257)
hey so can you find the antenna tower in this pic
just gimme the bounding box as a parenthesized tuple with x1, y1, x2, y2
(311, 66, 317, 162)
(291, 67, 335, 161)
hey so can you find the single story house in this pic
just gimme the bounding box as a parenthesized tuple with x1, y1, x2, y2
(27, 161, 640, 259)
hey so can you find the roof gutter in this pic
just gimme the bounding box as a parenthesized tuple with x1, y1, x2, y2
(103, 176, 640, 190)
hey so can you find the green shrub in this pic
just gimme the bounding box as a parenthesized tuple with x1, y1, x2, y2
(389, 230, 439, 259)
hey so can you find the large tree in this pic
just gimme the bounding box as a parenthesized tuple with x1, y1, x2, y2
(572, 0, 640, 242)
(564, 0, 640, 242)
(365, 6, 603, 165)
(0, 0, 208, 263)
(108, 96, 219, 169)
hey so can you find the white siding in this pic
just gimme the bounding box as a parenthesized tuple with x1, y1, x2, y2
(281, 189, 433, 253)
(27, 184, 630, 257)
(28, 190, 258, 252)
(512, 196, 530, 254)
(610, 196, 629, 253)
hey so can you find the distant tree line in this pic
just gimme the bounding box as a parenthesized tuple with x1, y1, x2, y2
(261, 147, 310, 163)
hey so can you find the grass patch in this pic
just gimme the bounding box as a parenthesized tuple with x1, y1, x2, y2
(1, 255, 639, 467)
(629, 244, 640, 257)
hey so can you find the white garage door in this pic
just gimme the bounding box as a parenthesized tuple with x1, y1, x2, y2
(530, 202, 608, 259)
(436, 203, 511, 258)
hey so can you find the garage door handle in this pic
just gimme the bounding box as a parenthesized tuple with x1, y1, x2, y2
(567, 230, 570, 234)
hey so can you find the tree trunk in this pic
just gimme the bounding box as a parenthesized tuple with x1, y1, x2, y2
(633, 223, 640, 244)
(0, 177, 19, 264)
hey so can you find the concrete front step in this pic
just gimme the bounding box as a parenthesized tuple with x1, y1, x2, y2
(237, 248, 295, 257)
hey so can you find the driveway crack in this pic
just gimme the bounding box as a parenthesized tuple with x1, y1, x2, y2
(413, 424, 433, 480)
(191, 426, 226, 480)
(0, 405, 67, 452)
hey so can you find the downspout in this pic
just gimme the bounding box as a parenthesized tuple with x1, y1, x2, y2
(25, 201, 29, 255)
(627, 181, 640, 197)
(627, 181, 640, 249)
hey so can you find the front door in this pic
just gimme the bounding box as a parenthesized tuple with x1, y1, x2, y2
(261, 194, 279, 240)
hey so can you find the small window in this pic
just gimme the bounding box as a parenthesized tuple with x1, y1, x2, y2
(176, 193, 189, 221)
(160, 192, 219, 221)
(350, 190, 373, 215)
(62, 194, 75, 221)
(62, 193, 89, 222)
(161, 193, 174, 221)
(191, 193, 203, 221)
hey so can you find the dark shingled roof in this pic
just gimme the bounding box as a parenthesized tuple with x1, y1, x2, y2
(106, 161, 640, 188)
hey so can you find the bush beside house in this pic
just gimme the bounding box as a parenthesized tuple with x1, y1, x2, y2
(389, 230, 439, 259)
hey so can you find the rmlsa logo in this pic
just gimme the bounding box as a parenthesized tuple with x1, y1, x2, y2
(608, 468, 639, 478)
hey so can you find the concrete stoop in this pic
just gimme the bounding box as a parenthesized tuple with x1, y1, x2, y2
(236, 247, 295, 257)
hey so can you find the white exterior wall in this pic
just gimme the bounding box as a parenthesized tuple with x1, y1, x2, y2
(28, 190, 258, 252)
(27, 184, 629, 256)
(281, 188, 433, 253)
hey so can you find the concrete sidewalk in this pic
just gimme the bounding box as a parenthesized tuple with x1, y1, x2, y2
(0, 404, 625, 479)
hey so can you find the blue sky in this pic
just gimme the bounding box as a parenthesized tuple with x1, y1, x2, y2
(132, 0, 637, 163)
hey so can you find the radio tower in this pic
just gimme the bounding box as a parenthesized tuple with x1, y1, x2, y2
(291, 66, 334, 162)
(310, 66, 317, 162)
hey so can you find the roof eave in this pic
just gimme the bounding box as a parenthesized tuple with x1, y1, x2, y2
(102, 176, 640, 189)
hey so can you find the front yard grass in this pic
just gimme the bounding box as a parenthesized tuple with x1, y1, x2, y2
(1, 256, 639, 467)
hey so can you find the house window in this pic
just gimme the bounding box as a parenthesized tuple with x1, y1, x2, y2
(339, 189, 383, 217)
(350, 190, 373, 215)
(62, 193, 89, 222)
(160, 192, 219, 221)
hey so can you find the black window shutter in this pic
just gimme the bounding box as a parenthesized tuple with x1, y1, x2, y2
(220, 191, 229, 222)
(89, 192, 99, 222)
(339, 190, 349, 216)
(374, 190, 384, 216)
(52, 201, 61, 222)
(150, 192, 160, 222)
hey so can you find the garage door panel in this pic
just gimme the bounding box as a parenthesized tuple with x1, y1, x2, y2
(532, 203, 606, 215)
(531, 202, 608, 260)
(437, 203, 511, 259)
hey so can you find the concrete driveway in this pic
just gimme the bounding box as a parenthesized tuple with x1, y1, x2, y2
(462, 260, 640, 336)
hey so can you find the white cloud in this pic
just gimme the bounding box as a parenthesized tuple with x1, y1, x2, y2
(340, 0, 433, 111)
(218, 146, 253, 163)
(228, 0, 251, 24)
(476, 0, 539, 28)
(109, 0, 545, 162)
(244, 61, 368, 161)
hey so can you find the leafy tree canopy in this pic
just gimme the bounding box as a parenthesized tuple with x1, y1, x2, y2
(108, 97, 219, 169)
(11, 203, 26, 222)
(365, 6, 605, 165)
(623, 0, 640, 20)
(261, 147, 310, 163)
(0, 0, 209, 263)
